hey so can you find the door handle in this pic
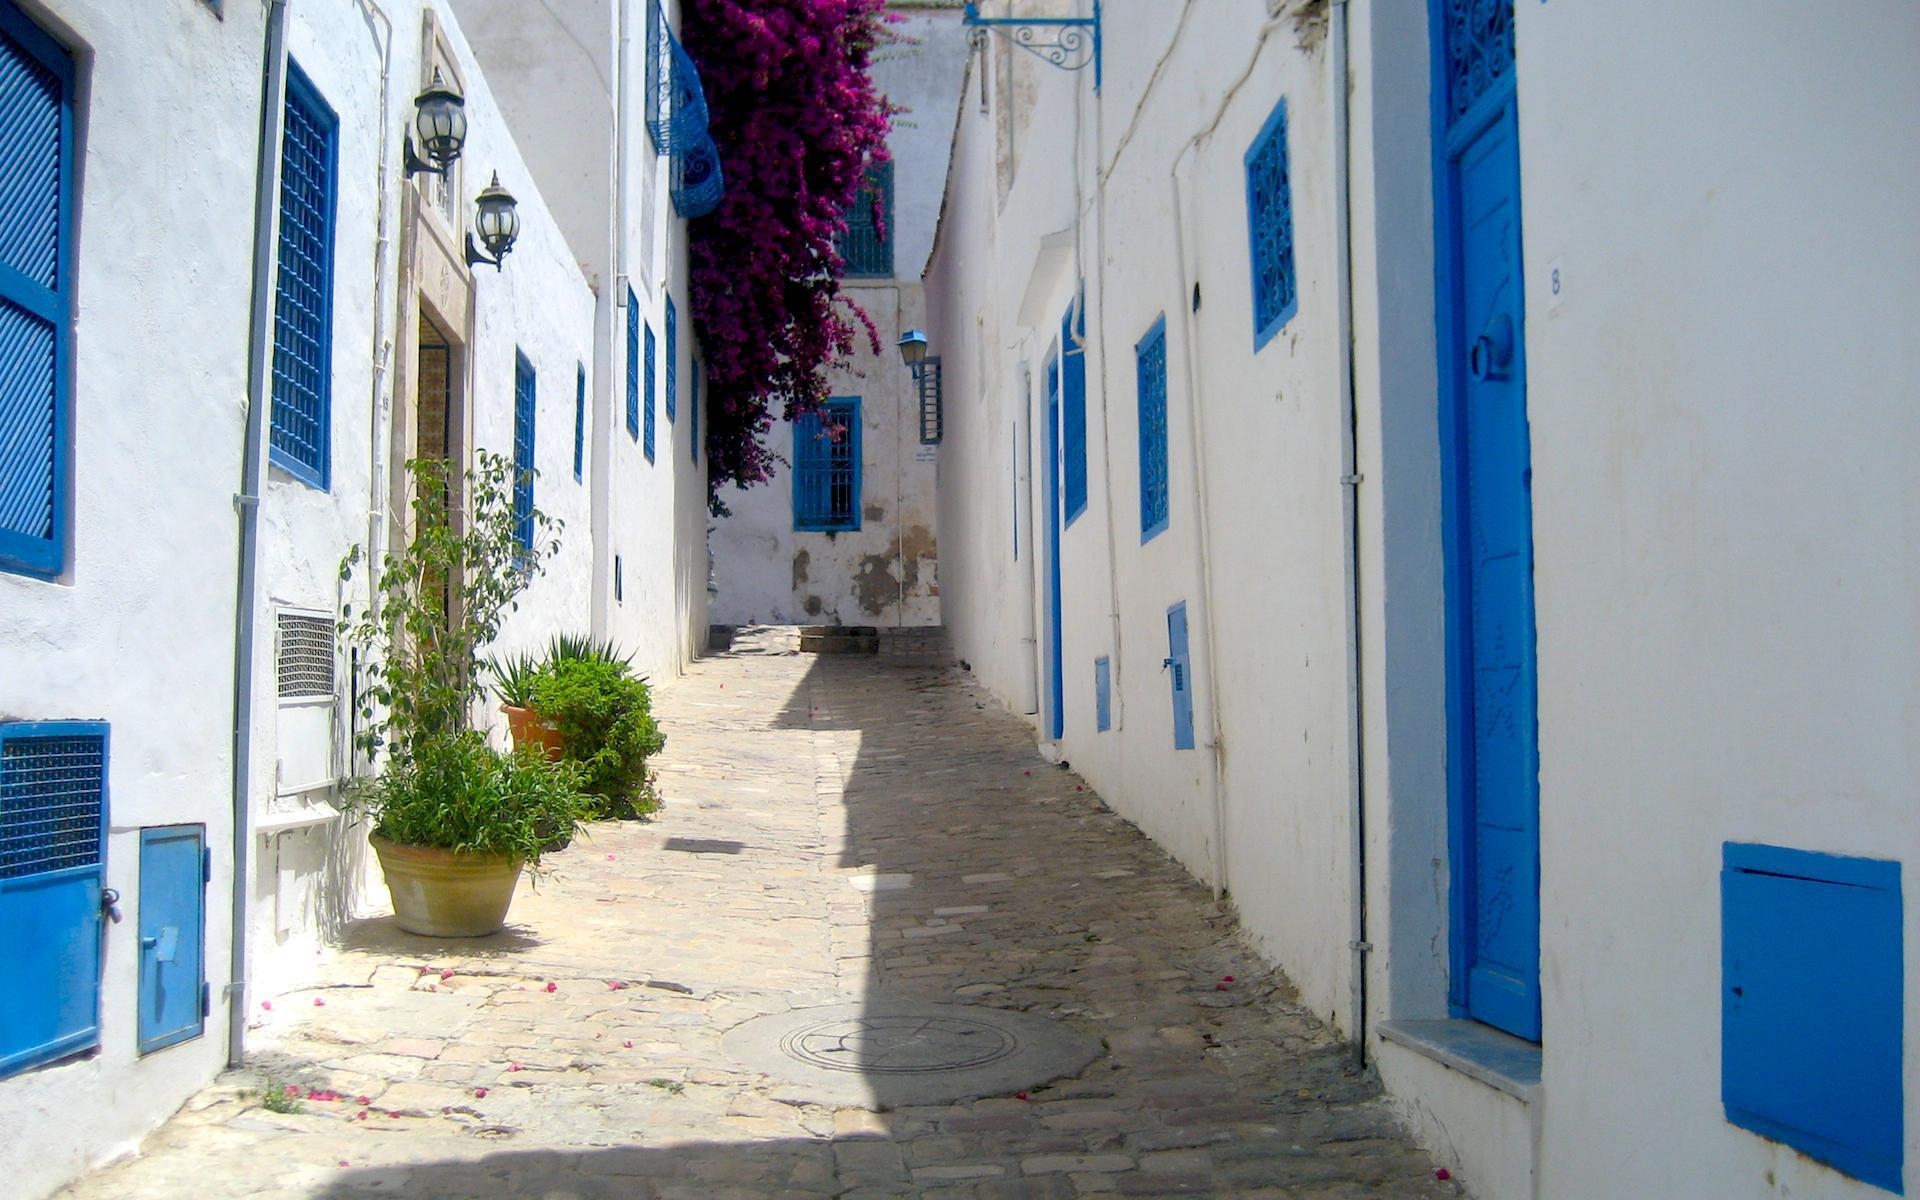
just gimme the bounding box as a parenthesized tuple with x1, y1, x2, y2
(1468, 312, 1515, 382)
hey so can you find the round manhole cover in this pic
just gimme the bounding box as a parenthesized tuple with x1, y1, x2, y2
(724, 1000, 1103, 1106)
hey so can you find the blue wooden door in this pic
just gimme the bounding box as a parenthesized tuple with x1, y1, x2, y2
(1435, 0, 1539, 1040)
(137, 825, 207, 1054)
(1166, 603, 1194, 750)
(1043, 354, 1065, 740)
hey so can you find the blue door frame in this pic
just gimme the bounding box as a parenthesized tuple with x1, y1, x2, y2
(1432, 0, 1541, 1041)
(1043, 351, 1065, 740)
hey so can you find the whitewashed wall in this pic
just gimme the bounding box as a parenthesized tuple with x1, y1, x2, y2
(0, 3, 261, 1196)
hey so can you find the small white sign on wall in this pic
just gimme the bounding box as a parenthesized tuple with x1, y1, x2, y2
(1545, 256, 1567, 312)
(914, 444, 938, 463)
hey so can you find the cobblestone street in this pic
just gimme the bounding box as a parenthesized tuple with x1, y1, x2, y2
(60, 638, 1459, 1200)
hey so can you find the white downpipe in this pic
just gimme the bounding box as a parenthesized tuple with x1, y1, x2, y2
(1086, 17, 1125, 734)
(355, 0, 395, 630)
(1017, 365, 1040, 714)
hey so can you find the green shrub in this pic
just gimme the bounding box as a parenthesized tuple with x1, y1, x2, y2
(346, 731, 589, 864)
(527, 659, 666, 820)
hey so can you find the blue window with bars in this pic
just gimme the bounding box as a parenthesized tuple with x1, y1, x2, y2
(690, 357, 700, 463)
(1061, 299, 1087, 525)
(270, 63, 338, 489)
(643, 322, 657, 463)
(1094, 657, 1111, 733)
(792, 398, 861, 532)
(665, 295, 677, 422)
(625, 288, 640, 439)
(512, 352, 536, 555)
(1, 721, 109, 1078)
(1244, 96, 1296, 350)
(836, 160, 893, 278)
(572, 363, 585, 482)
(1136, 316, 1170, 541)
(0, 5, 74, 579)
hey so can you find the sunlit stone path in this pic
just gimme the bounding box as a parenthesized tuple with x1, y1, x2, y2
(59, 632, 1460, 1200)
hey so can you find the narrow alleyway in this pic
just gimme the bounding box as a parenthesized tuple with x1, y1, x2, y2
(60, 637, 1458, 1200)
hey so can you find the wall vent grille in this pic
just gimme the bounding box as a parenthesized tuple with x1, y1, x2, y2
(0, 732, 105, 879)
(276, 613, 336, 699)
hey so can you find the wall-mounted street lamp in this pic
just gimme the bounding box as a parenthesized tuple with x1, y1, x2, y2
(465, 172, 521, 271)
(402, 69, 467, 177)
(897, 329, 943, 446)
(961, 1, 1102, 92)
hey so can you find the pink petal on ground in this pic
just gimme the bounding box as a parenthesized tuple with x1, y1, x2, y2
(1435, 1168, 1452, 1181)
(508, 1062, 523, 1072)
(607, 854, 616, 861)
(387, 1111, 401, 1119)
(622, 1041, 633, 1049)
(1014, 1092, 1030, 1101)
(260, 1000, 272, 1011)
(339, 1161, 350, 1167)
(473, 1087, 489, 1099)
(544, 981, 557, 993)
(356, 1096, 370, 1106)
(354, 1111, 367, 1121)
(440, 968, 454, 981)
(1222, 975, 1235, 983)
(314, 998, 326, 1006)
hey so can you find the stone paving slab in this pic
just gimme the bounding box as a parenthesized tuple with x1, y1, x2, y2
(56, 643, 1464, 1200)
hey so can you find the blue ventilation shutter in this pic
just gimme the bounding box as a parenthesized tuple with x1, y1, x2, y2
(270, 64, 338, 489)
(1722, 844, 1904, 1193)
(792, 398, 861, 532)
(0, 7, 73, 578)
(512, 352, 535, 554)
(572, 363, 585, 482)
(1061, 301, 1087, 523)
(1245, 96, 1297, 349)
(1136, 317, 1170, 541)
(136, 825, 206, 1055)
(1166, 604, 1194, 750)
(1094, 657, 1111, 733)
(836, 161, 893, 278)
(665, 295, 677, 422)
(643, 322, 656, 462)
(625, 289, 640, 439)
(613, 553, 623, 602)
(0, 722, 108, 1077)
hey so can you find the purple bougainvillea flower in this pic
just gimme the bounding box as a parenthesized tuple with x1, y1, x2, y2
(544, 981, 558, 993)
(474, 1087, 489, 1099)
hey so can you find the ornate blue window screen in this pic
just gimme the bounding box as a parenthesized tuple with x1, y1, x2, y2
(648, 1, 725, 218)
(792, 398, 861, 532)
(643, 322, 657, 463)
(271, 64, 338, 488)
(0, 4, 75, 579)
(1136, 317, 1170, 541)
(664, 295, 677, 422)
(625, 288, 640, 439)
(512, 352, 535, 554)
(836, 160, 893, 278)
(1442, 0, 1514, 121)
(1244, 96, 1296, 349)
(572, 363, 585, 482)
(1061, 299, 1087, 523)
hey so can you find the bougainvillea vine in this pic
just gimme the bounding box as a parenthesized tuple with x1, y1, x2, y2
(681, 0, 895, 512)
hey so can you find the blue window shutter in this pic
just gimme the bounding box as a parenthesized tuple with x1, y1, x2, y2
(1245, 96, 1297, 349)
(690, 357, 700, 463)
(0, 6, 73, 578)
(1722, 844, 1903, 1193)
(1166, 604, 1194, 750)
(643, 322, 656, 462)
(792, 398, 860, 532)
(836, 160, 893, 278)
(1094, 657, 1111, 733)
(512, 352, 535, 553)
(625, 289, 640, 439)
(572, 363, 585, 482)
(664, 295, 677, 422)
(136, 824, 206, 1055)
(0, 721, 108, 1077)
(269, 63, 337, 490)
(1137, 317, 1170, 541)
(1062, 301, 1087, 524)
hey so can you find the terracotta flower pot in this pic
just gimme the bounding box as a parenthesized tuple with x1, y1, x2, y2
(501, 703, 565, 761)
(371, 835, 523, 938)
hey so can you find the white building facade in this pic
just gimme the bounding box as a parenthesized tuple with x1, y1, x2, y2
(926, 2, 1919, 1197)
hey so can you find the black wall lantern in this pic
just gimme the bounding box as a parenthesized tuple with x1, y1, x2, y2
(465, 171, 521, 271)
(403, 69, 467, 177)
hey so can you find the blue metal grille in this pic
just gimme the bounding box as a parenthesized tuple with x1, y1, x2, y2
(573, 364, 585, 481)
(645, 2, 710, 155)
(643, 322, 656, 462)
(665, 295, 677, 422)
(1061, 302, 1086, 521)
(1136, 318, 1169, 540)
(1443, 0, 1514, 123)
(1, 730, 104, 879)
(512, 352, 535, 554)
(793, 398, 860, 532)
(0, 26, 61, 289)
(671, 132, 724, 219)
(836, 161, 893, 278)
(625, 288, 640, 439)
(1244, 97, 1296, 348)
(271, 65, 337, 489)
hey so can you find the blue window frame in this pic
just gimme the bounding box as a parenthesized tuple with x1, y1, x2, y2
(1722, 843, 1904, 1193)
(0, 5, 74, 579)
(643, 321, 657, 462)
(1061, 299, 1087, 525)
(270, 63, 338, 490)
(664, 295, 677, 422)
(836, 160, 893, 278)
(690, 357, 700, 463)
(572, 363, 585, 482)
(792, 398, 861, 532)
(0, 721, 109, 1078)
(1094, 656, 1111, 733)
(1136, 316, 1170, 541)
(1166, 603, 1194, 750)
(1245, 96, 1297, 350)
(625, 288, 640, 440)
(512, 352, 536, 554)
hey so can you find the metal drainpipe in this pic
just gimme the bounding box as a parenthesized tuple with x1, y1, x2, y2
(355, 0, 394, 629)
(229, 0, 290, 1068)
(1331, 0, 1372, 1066)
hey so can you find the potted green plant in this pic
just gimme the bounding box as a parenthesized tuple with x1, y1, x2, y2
(340, 452, 585, 937)
(527, 657, 666, 820)
(488, 648, 564, 760)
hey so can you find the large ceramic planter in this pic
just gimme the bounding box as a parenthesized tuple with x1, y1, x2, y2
(371, 835, 523, 937)
(501, 704, 565, 761)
